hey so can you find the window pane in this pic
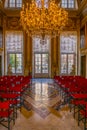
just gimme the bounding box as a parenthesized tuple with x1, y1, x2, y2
(60, 34, 76, 53)
(6, 31, 23, 53)
(61, 54, 67, 74)
(9, 0, 15, 7)
(36, 0, 48, 8)
(8, 54, 15, 73)
(68, 0, 74, 8)
(42, 54, 48, 73)
(16, 0, 22, 7)
(4, 0, 22, 8)
(33, 36, 50, 52)
(35, 54, 41, 73)
(4, 0, 8, 7)
(16, 54, 22, 73)
(61, 0, 75, 8)
(68, 54, 74, 74)
(61, 0, 68, 8)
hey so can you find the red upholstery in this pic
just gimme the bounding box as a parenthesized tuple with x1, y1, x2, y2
(0, 101, 14, 130)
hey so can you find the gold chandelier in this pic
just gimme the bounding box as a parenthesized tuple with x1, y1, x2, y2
(20, 0, 68, 38)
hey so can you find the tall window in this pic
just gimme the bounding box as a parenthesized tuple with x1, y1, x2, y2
(5, 0, 22, 8)
(60, 32, 77, 75)
(61, 0, 75, 8)
(6, 31, 23, 74)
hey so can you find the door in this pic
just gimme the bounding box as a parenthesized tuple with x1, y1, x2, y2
(34, 53, 49, 77)
(81, 55, 86, 77)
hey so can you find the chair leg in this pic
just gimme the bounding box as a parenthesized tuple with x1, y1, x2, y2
(84, 114, 86, 130)
(74, 105, 75, 118)
(13, 108, 15, 124)
(78, 109, 80, 126)
(8, 117, 10, 130)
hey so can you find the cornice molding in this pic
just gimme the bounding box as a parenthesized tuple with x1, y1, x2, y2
(67, 10, 78, 18)
(81, 48, 87, 54)
(81, 15, 87, 28)
(4, 9, 21, 17)
(78, 0, 87, 16)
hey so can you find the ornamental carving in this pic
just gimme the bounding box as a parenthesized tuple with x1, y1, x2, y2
(64, 18, 78, 30)
(7, 17, 21, 30)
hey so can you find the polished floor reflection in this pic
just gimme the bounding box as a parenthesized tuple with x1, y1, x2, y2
(0, 79, 83, 130)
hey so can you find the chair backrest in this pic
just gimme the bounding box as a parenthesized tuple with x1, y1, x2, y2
(0, 101, 10, 109)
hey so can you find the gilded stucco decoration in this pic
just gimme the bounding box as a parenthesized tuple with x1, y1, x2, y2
(24, 62, 32, 76)
(64, 18, 78, 30)
(0, 48, 3, 52)
(7, 17, 20, 30)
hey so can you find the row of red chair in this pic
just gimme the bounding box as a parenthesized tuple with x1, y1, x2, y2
(0, 75, 32, 130)
(54, 75, 87, 130)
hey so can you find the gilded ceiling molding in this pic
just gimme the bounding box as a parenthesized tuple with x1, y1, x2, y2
(68, 10, 78, 18)
(63, 18, 78, 31)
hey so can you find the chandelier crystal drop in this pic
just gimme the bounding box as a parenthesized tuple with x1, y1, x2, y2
(20, 0, 68, 38)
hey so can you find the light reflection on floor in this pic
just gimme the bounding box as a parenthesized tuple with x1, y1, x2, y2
(34, 83, 49, 100)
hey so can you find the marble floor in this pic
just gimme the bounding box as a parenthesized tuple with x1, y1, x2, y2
(0, 78, 84, 130)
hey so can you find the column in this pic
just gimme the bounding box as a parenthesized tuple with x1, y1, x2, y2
(77, 19, 80, 75)
(3, 16, 7, 75)
(57, 35, 60, 75)
(24, 34, 32, 76)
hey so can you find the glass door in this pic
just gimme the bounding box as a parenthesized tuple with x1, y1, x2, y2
(35, 54, 41, 74)
(42, 54, 48, 74)
(34, 53, 49, 77)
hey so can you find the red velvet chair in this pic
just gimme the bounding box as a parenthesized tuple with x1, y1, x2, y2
(0, 101, 14, 130)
